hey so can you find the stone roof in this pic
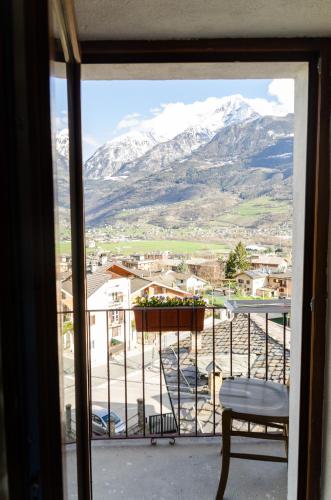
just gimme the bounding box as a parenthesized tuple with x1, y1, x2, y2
(235, 270, 267, 279)
(200, 313, 290, 382)
(130, 276, 190, 296)
(161, 313, 290, 434)
(130, 277, 152, 294)
(61, 266, 124, 298)
(268, 272, 292, 280)
(168, 313, 290, 383)
(251, 256, 287, 265)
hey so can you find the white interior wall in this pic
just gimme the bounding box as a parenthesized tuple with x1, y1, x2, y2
(287, 64, 309, 500)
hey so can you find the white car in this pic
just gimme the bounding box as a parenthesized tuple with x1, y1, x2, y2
(91, 405, 125, 435)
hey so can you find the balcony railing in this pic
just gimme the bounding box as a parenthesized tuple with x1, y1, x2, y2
(61, 301, 290, 443)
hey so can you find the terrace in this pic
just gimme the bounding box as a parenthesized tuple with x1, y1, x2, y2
(63, 300, 290, 499)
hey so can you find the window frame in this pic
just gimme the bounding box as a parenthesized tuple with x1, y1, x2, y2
(54, 34, 330, 500)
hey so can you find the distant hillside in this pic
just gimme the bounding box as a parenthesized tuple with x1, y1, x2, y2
(83, 114, 293, 233)
(54, 96, 293, 240)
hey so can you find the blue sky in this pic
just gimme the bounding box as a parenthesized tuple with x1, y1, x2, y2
(54, 78, 294, 159)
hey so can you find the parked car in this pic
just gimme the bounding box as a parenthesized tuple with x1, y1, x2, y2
(91, 405, 125, 435)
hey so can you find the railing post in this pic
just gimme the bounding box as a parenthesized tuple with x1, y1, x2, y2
(108, 416, 115, 436)
(191, 331, 202, 353)
(137, 398, 144, 431)
(209, 371, 222, 400)
(66, 403, 72, 437)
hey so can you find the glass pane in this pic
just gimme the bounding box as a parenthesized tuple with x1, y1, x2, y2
(49, 51, 78, 500)
(81, 72, 296, 498)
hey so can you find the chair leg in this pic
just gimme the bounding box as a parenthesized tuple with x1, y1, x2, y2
(216, 408, 232, 499)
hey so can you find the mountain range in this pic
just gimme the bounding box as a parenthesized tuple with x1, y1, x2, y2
(55, 95, 293, 238)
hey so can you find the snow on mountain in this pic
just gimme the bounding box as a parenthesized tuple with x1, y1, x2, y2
(55, 128, 69, 158)
(137, 94, 258, 140)
(84, 95, 260, 180)
(84, 130, 159, 180)
(118, 126, 216, 176)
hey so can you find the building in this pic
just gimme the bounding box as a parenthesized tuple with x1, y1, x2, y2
(151, 270, 208, 294)
(61, 266, 131, 365)
(235, 271, 267, 297)
(130, 276, 190, 301)
(187, 258, 224, 283)
(143, 251, 169, 260)
(249, 255, 288, 272)
(120, 256, 160, 272)
(267, 272, 292, 298)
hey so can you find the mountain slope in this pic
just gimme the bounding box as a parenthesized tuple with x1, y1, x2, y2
(84, 114, 293, 230)
(84, 130, 159, 179)
(84, 94, 259, 180)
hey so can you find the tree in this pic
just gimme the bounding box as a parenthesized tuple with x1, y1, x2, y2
(176, 260, 188, 273)
(225, 251, 237, 278)
(225, 241, 250, 278)
(234, 241, 250, 272)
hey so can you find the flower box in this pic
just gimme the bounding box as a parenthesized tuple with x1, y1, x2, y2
(133, 307, 205, 332)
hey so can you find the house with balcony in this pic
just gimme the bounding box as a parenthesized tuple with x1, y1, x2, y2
(61, 265, 131, 365)
(235, 271, 267, 297)
(267, 272, 292, 298)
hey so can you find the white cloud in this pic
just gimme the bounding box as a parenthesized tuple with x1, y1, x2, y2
(245, 97, 285, 116)
(117, 112, 142, 130)
(113, 83, 294, 141)
(150, 107, 162, 115)
(241, 79, 294, 117)
(55, 110, 68, 130)
(138, 97, 231, 139)
(268, 79, 294, 113)
(83, 134, 100, 148)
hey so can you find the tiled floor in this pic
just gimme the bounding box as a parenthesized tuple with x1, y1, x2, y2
(66, 437, 287, 499)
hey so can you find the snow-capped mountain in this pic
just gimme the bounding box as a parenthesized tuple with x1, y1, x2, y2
(118, 126, 216, 177)
(55, 128, 69, 159)
(84, 95, 259, 180)
(54, 99, 294, 233)
(84, 113, 293, 227)
(197, 94, 259, 133)
(84, 130, 160, 180)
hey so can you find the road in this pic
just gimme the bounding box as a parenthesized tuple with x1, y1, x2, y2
(61, 333, 183, 422)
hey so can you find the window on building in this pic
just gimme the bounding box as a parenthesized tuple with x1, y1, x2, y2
(111, 326, 121, 338)
(109, 311, 120, 324)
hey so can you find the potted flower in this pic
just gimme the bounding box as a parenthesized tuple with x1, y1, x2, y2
(133, 295, 206, 332)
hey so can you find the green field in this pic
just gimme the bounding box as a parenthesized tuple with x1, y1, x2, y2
(219, 196, 290, 225)
(58, 239, 230, 256)
(233, 196, 289, 216)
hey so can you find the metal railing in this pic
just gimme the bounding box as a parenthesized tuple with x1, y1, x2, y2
(149, 413, 178, 435)
(60, 302, 290, 442)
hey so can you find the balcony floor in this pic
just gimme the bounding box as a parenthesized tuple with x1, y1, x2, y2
(66, 437, 287, 499)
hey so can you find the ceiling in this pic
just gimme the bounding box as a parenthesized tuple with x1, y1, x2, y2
(74, 0, 331, 41)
